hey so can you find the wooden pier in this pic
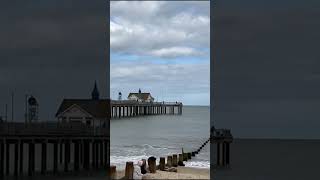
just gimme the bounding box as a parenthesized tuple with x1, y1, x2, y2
(110, 100, 183, 119)
(0, 122, 109, 177)
(211, 128, 233, 168)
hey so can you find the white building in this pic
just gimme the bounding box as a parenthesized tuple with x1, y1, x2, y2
(127, 89, 154, 102)
(55, 81, 109, 127)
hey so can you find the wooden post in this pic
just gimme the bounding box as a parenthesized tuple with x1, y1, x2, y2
(100, 141, 104, 167)
(125, 161, 134, 179)
(178, 154, 184, 166)
(59, 143, 63, 163)
(172, 154, 178, 167)
(19, 142, 23, 174)
(187, 152, 191, 160)
(6, 142, 9, 175)
(74, 142, 79, 171)
(159, 157, 165, 170)
(41, 142, 47, 174)
(192, 152, 195, 156)
(0, 141, 4, 177)
(104, 140, 109, 168)
(92, 142, 96, 168)
(53, 142, 58, 174)
(28, 142, 35, 176)
(147, 157, 157, 173)
(167, 156, 172, 167)
(183, 153, 188, 161)
(110, 165, 117, 179)
(216, 143, 220, 166)
(64, 140, 70, 172)
(95, 142, 99, 168)
(141, 159, 147, 174)
(14, 143, 19, 176)
(84, 141, 90, 170)
(226, 142, 230, 166)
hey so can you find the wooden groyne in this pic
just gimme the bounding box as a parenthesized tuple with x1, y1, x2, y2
(109, 138, 210, 179)
(110, 100, 183, 118)
(0, 122, 109, 177)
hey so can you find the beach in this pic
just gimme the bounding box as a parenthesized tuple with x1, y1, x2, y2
(115, 166, 210, 179)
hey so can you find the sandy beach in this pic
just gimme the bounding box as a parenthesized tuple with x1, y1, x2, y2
(115, 166, 210, 179)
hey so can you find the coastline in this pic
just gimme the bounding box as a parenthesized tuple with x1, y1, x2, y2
(115, 166, 210, 179)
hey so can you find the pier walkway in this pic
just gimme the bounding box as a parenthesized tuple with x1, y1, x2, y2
(110, 100, 183, 118)
(0, 122, 109, 177)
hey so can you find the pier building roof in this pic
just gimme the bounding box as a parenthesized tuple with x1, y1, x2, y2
(56, 99, 109, 118)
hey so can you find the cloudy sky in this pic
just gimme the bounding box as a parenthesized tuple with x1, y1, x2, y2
(0, 0, 107, 121)
(110, 1, 210, 105)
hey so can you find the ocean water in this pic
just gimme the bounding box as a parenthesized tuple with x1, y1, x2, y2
(110, 106, 210, 170)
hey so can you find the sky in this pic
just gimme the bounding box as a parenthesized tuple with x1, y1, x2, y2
(213, 0, 320, 139)
(0, 0, 107, 121)
(110, 1, 210, 106)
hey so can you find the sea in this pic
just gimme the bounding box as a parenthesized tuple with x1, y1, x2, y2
(110, 106, 210, 170)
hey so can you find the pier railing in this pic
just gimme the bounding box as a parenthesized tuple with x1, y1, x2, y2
(0, 122, 108, 136)
(111, 100, 183, 106)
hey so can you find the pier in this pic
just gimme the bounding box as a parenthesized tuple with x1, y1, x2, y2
(110, 100, 183, 119)
(211, 129, 233, 168)
(0, 122, 109, 177)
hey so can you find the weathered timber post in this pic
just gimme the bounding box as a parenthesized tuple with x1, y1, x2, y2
(59, 143, 63, 163)
(159, 157, 165, 170)
(183, 153, 188, 161)
(0, 141, 4, 177)
(110, 165, 117, 179)
(64, 140, 70, 172)
(147, 157, 157, 173)
(95, 142, 99, 168)
(125, 161, 134, 179)
(178, 154, 184, 166)
(104, 140, 109, 168)
(74, 141, 79, 171)
(167, 156, 172, 167)
(172, 154, 178, 167)
(92, 142, 96, 168)
(141, 159, 147, 174)
(19, 141, 23, 174)
(6, 142, 9, 175)
(53, 142, 58, 173)
(226, 142, 230, 166)
(216, 142, 221, 166)
(192, 152, 195, 156)
(41, 142, 47, 174)
(187, 152, 192, 160)
(83, 141, 90, 170)
(28, 142, 35, 176)
(100, 141, 104, 167)
(14, 143, 19, 176)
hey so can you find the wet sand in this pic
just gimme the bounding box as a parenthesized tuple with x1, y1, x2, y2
(213, 138, 320, 180)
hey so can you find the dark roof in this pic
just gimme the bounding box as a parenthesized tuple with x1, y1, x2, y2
(56, 99, 110, 118)
(128, 93, 153, 100)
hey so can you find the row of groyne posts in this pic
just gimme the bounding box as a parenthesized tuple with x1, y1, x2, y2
(110, 101, 183, 118)
(0, 123, 110, 177)
(108, 138, 210, 179)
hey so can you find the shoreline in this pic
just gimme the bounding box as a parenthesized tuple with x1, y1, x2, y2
(115, 166, 210, 179)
